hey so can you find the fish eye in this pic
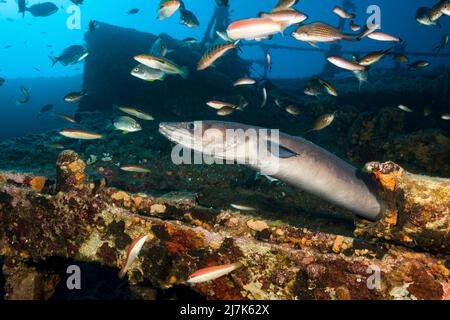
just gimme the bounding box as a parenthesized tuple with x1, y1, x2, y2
(187, 122, 195, 130)
(133, 68, 139, 72)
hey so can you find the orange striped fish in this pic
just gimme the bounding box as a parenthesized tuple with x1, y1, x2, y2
(119, 235, 149, 278)
(55, 113, 77, 123)
(59, 129, 103, 140)
(206, 100, 237, 110)
(367, 31, 402, 42)
(292, 22, 357, 46)
(259, 9, 307, 28)
(327, 56, 367, 71)
(359, 47, 392, 66)
(187, 262, 243, 284)
(226, 18, 285, 41)
(197, 41, 239, 71)
(158, 0, 181, 20)
(333, 6, 355, 19)
(233, 77, 256, 86)
(272, 0, 299, 12)
(357, 24, 379, 40)
(134, 55, 189, 79)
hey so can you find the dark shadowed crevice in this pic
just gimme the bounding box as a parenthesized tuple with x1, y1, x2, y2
(0, 256, 4, 300)
(46, 260, 204, 301)
(156, 285, 206, 301)
(49, 261, 135, 300)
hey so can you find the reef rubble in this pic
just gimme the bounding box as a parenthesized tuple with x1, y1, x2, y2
(0, 151, 448, 300)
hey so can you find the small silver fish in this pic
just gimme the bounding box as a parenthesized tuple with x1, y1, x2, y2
(16, 86, 30, 105)
(398, 105, 414, 113)
(120, 164, 151, 173)
(131, 64, 166, 82)
(114, 116, 142, 133)
(231, 204, 256, 211)
(261, 87, 267, 108)
(309, 113, 335, 132)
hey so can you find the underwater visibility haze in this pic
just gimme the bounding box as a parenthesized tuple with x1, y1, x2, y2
(0, 0, 449, 302)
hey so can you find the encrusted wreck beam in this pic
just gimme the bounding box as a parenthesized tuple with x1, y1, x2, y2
(0, 151, 448, 300)
(356, 161, 450, 253)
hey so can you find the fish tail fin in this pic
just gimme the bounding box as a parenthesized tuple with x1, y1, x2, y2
(357, 23, 380, 40)
(118, 269, 126, 279)
(384, 46, 394, 54)
(48, 55, 57, 67)
(180, 66, 189, 79)
(342, 34, 360, 42)
(278, 22, 289, 35)
(234, 40, 243, 53)
(179, 0, 186, 11)
(238, 99, 249, 111)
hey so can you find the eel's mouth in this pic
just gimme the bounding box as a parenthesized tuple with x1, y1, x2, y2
(159, 122, 201, 152)
(158, 122, 184, 144)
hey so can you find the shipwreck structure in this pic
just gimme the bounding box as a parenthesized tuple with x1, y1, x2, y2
(0, 151, 448, 300)
(77, 9, 450, 121)
(78, 22, 250, 118)
(0, 0, 449, 302)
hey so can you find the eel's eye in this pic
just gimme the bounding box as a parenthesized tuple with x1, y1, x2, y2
(187, 122, 195, 130)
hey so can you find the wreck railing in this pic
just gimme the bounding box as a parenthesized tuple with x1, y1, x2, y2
(243, 42, 450, 58)
(242, 42, 450, 78)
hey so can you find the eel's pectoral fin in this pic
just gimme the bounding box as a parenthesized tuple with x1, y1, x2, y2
(267, 141, 299, 159)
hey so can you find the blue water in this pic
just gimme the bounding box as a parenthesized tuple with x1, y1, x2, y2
(1, 1, 448, 78)
(0, 0, 449, 138)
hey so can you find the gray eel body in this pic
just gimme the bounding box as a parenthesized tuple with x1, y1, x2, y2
(270, 133, 384, 220)
(159, 121, 385, 221)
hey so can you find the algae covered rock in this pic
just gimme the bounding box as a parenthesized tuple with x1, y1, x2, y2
(356, 161, 450, 253)
(56, 150, 86, 191)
